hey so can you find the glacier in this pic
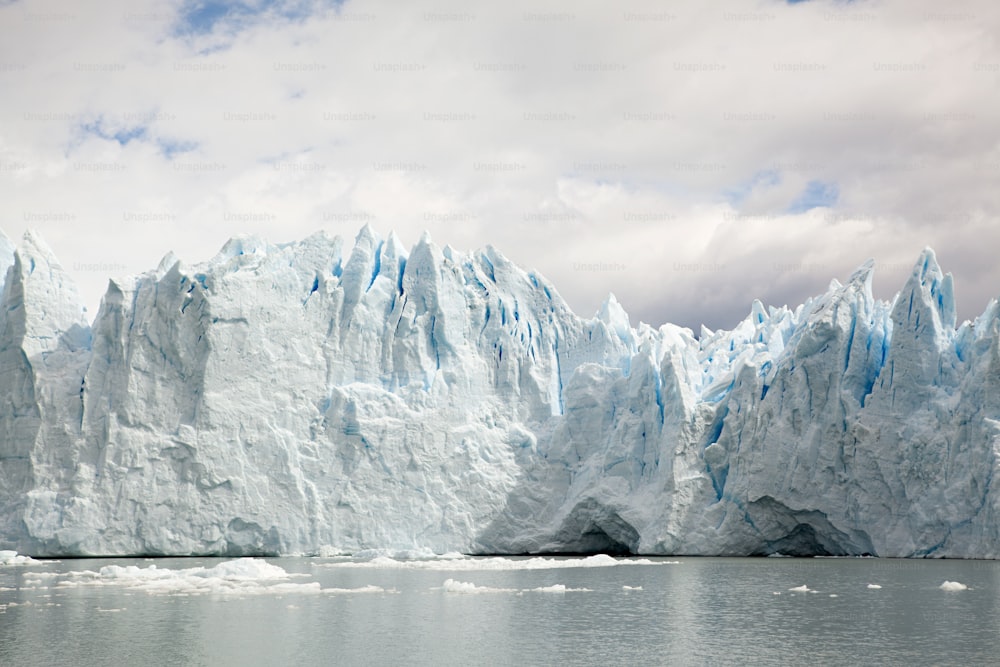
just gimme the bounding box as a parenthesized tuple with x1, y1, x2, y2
(1, 225, 999, 558)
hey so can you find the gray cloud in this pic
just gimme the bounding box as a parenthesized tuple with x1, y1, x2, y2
(1, 0, 998, 331)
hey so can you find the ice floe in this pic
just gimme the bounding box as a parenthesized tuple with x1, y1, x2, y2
(940, 581, 969, 591)
(0, 550, 38, 566)
(46, 558, 388, 596)
(441, 578, 590, 594)
(318, 554, 676, 571)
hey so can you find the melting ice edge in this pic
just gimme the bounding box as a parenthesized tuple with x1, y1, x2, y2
(1, 226, 998, 558)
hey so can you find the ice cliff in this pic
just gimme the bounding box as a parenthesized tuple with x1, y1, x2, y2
(1, 226, 998, 558)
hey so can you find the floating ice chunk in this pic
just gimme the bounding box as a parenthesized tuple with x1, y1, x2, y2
(442, 579, 518, 594)
(88, 558, 293, 584)
(940, 581, 968, 591)
(318, 554, 672, 571)
(322, 585, 392, 594)
(42, 558, 364, 596)
(529, 584, 591, 593)
(191, 558, 292, 581)
(441, 579, 588, 594)
(0, 551, 37, 566)
(622, 585, 643, 591)
(788, 585, 812, 592)
(829, 594, 839, 598)
(531, 584, 568, 593)
(867, 584, 882, 589)
(352, 548, 445, 561)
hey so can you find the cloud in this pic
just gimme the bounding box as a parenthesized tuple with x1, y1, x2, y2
(0, 0, 998, 331)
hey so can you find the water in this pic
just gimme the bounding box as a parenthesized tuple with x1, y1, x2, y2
(2, 554, 999, 666)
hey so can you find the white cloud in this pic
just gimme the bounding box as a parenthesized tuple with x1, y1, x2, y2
(1, 0, 998, 329)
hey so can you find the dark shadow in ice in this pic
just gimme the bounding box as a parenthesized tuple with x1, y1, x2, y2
(546, 499, 640, 555)
(746, 495, 877, 557)
(476, 494, 641, 556)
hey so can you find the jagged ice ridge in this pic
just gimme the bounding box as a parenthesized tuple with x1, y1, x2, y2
(1, 226, 998, 558)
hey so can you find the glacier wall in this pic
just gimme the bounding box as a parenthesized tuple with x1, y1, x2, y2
(1, 226, 999, 558)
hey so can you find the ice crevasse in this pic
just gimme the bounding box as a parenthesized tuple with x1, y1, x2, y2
(1, 225, 999, 558)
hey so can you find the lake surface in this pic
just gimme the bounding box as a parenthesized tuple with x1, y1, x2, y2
(2, 553, 999, 666)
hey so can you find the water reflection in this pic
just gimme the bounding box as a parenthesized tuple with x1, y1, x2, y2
(2, 556, 999, 666)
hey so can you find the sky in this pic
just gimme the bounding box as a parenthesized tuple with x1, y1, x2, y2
(0, 0, 998, 332)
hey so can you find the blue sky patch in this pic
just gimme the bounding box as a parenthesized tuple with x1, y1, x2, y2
(721, 169, 781, 206)
(75, 117, 198, 159)
(80, 119, 148, 146)
(177, 0, 236, 35)
(173, 0, 340, 37)
(157, 138, 200, 159)
(787, 180, 839, 212)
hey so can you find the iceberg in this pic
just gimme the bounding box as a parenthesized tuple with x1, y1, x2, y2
(46, 557, 389, 596)
(1, 225, 999, 559)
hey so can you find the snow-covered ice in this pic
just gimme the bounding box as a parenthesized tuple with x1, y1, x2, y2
(0, 551, 37, 566)
(441, 579, 519, 594)
(940, 581, 969, 591)
(1, 226, 1000, 558)
(441, 579, 589, 594)
(528, 584, 591, 593)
